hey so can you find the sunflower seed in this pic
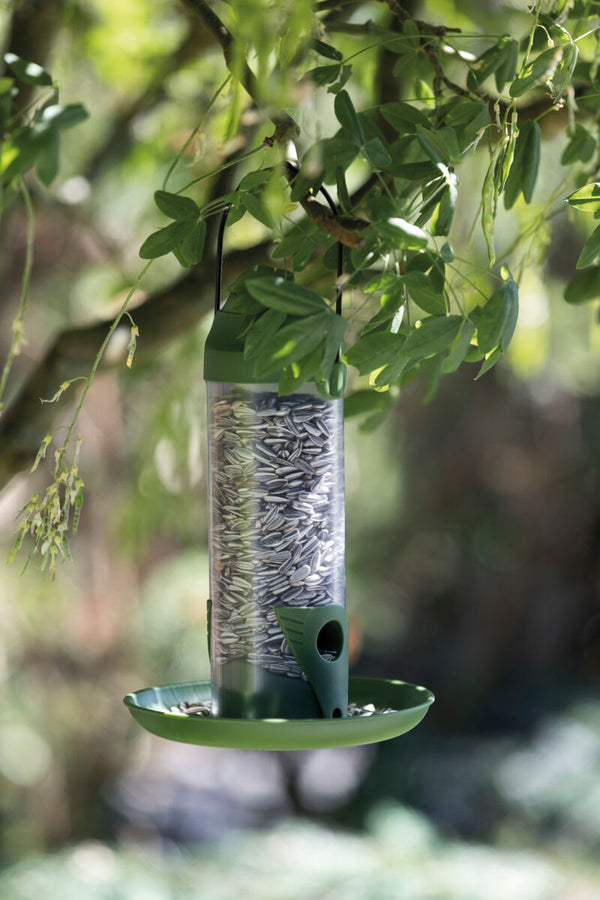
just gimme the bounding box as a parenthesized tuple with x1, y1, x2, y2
(207, 386, 345, 679)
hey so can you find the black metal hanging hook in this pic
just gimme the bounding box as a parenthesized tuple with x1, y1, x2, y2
(214, 163, 344, 316)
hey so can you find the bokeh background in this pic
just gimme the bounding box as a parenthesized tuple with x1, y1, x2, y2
(1, 1, 600, 897)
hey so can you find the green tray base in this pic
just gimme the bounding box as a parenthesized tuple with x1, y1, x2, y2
(123, 676, 434, 750)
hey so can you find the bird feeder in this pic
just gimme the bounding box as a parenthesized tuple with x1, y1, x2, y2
(125, 178, 434, 750)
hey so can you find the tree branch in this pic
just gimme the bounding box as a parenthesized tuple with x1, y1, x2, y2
(376, 0, 461, 36)
(0, 242, 269, 488)
(180, 0, 299, 144)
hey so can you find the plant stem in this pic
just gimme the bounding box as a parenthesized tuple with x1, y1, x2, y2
(163, 75, 232, 192)
(55, 260, 154, 470)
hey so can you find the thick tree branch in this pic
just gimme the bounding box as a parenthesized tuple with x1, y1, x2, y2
(0, 242, 269, 488)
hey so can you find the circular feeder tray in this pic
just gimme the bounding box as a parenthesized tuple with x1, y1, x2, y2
(123, 676, 434, 750)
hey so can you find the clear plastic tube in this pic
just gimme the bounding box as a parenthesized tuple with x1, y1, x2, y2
(207, 382, 345, 717)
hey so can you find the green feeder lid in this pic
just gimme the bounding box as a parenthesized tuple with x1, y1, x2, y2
(203, 307, 280, 384)
(203, 306, 347, 395)
(123, 677, 434, 751)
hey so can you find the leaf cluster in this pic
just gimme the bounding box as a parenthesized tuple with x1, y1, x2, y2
(224, 266, 347, 398)
(11, 435, 84, 579)
(134, 3, 600, 414)
(0, 53, 89, 208)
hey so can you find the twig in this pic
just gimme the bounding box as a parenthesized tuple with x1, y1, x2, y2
(0, 242, 270, 487)
(376, 0, 461, 37)
(181, 0, 299, 143)
(283, 163, 369, 248)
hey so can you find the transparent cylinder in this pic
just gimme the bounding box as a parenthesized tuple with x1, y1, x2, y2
(207, 382, 345, 718)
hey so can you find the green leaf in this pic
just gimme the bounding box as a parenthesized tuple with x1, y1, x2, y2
(481, 156, 497, 265)
(471, 39, 517, 91)
(304, 64, 341, 86)
(361, 305, 402, 336)
(246, 276, 329, 316)
(495, 38, 519, 91)
(279, 341, 325, 394)
(41, 103, 88, 130)
(441, 319, 476, 373)
(379, 102, 431, 134)
(441, 242, 454, 262)
(475, 346, 503, 379)
(139, 221, 188, 259)
(336, 168, 352, 214)
(4, 52, 52, 86)
(444, 99, 487, 128)
(576, 224, 600, 269)
(402, 272, 445, 315)
(477, 276, 519, 353)
(253, 313, 329, 377)
(431, 169, 458, 236)
(376, 217, 428, 250)
(223, 292, 264, 315)
(367, 189, 396, 223)
(229, 265, 291, 293)
(321, 314, 348, 377)
(391, 160, 439, 181)
(320, 136, 359, 182)
(327, 65, 352, 94)
(466, 42, 505, 90)
(0, 126, 48, 181)
(334, 90, 364, 144)
(362, 282, 405, 334)
(363, 137, 392, 169)
(566, 182, 600, 213)
(0, 186, 17, 212)
(344, 390, 392, 418)
(503, 121, 541, 209)
(35, 129, 59, 186)
(272, 226, 314, 260)
(561, 125, 596, 166)
(428, 257, 445, 294)
(154, 190, 199, 221)
(238, 169, 272, 191)
(552, 43, 579, 100)
(343, 332, 403, 375)
(364, 272, 398, 293)
(243, 309, 287, 359)
(319, 360, 347, 399)
(179, 218, 206, 265)
(564, 268, 600, 304)
(416, 126, 451, 165)
(241, 191, 272, 227)
(309, 39, 343, 61)
(328, 65, 352, 94)
(510, 47, 560, 97)
(519, 121, 541, 203)
(400, 315, 463, 366)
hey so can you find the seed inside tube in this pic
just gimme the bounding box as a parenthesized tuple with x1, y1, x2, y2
(208, 386, 344, 679)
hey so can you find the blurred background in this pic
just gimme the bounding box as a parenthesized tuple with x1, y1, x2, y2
(1, 1, 600, 897)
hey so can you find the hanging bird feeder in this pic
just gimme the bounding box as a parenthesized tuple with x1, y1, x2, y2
(125, 176, 434, 750)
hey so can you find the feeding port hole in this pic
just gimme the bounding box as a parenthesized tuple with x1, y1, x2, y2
(317, 619, 344, 661)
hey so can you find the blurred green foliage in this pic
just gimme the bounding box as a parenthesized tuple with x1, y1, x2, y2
(1, 797, 599, 898)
